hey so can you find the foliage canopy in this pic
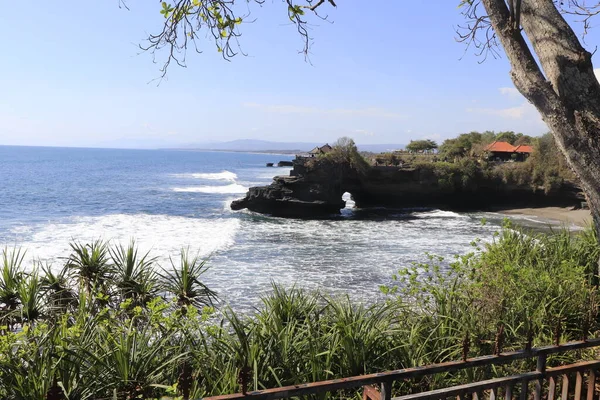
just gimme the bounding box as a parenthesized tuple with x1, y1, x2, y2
(406, 140, 438, 153)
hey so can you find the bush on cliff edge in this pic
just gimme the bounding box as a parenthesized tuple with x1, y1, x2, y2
(320, 136, 371, 175)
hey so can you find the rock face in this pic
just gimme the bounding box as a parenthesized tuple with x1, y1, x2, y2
(230, 157, 582, 218)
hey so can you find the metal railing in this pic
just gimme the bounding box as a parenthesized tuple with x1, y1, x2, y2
(205, 338, 600, 400)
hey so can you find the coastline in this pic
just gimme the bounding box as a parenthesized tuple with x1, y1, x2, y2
(499, 206, 592, 228)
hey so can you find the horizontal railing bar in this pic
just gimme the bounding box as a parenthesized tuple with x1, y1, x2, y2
(532, 338, 600, 356)
(205, 339, 600, 400)
(546, 360, 600, 377)
(392, 372, 541, 400)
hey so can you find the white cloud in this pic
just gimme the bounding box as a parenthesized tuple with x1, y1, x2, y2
(499, 87, 521, 97)
(242, 102, 404, 119)
(594, 68, 600, 82)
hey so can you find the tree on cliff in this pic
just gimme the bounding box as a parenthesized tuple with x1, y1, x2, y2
(493, 131, 534, 145)
(439, 131, 533, 159)
(406, 140, 438, 154)
(439, 132, 488, 159)
(139, 1, 600, 238)
(326, 137, 370, 175)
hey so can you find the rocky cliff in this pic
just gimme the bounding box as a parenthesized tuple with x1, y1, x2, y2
(230, 157, 582, 218)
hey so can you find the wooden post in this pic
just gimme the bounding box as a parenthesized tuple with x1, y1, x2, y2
(562, 375, 570, 400)
(548, 376, 557, 400)
(490, 387, 498, 400)
(535, 354, 547, 400)
(381, 381, 392, 400)
(576, 372, 584, 400)
(505, 383, 514, 400)
(586, 370, 596, 400)
(520, 379, 529, 400)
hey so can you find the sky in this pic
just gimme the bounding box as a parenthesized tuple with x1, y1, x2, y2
(2, 1, 600, 148)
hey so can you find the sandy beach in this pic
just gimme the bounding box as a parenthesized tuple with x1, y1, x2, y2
(500, 207, 592, 227)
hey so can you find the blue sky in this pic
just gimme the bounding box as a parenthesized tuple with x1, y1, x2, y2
(1, 1, 598, 148)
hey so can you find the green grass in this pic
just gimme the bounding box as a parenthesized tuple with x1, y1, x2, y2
(1, 224, 599, 399)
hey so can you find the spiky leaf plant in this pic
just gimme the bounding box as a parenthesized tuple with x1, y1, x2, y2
(109, 240, 158, 308)
(161, 249, 217, 310)
(66, 239, 111, 299)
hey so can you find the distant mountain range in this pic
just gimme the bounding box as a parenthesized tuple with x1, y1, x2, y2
(178, 139, 405, 153)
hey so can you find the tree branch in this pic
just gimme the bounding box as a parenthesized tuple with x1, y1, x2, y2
(135, 0, 334, 77)
(481, 0, 559, 111)
(302, 0, 337, 11)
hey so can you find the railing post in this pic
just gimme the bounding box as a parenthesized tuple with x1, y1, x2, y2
(505, 383, 514, 400)
(575, 371, 584, 400)
(381, 381, 392, 400)
(535, 354, 547, 400)
(490, 387, 498, 400)
(586, 369, 596, 400)
(548, 377, 557, 400)
(562, 375, 570, 400)
(520, 378, 529, 400)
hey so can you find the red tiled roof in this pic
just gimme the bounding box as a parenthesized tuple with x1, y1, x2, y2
(485, 141, 516, 153)
(513, 144, 533, 153)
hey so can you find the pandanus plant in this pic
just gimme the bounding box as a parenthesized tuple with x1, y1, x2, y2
(16, 269, 44, 325)
(75, 319, 189, 400)
(109, 240, 159, 308)
(0, 247, 25, 330)
(40, 263, 77, 316)
(161, 249, 217, 311)
(65, 239, 111, 299)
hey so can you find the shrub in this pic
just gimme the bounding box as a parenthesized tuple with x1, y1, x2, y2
(1, 225, 599, 398)
(322, 137, 371, 175)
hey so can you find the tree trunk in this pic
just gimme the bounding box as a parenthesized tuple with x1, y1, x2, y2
(482, 0, 600, 243)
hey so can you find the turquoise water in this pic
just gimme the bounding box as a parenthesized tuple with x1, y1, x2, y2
(0, 145, 564, 310)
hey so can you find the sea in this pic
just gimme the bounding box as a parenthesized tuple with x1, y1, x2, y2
(0, 146, 571, 311)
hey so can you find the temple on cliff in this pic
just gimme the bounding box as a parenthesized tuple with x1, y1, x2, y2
(485, 141, 533, 162)
(308, 144, 333, 157)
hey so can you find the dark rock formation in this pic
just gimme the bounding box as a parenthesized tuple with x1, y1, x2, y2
(230, 157, 583, 218)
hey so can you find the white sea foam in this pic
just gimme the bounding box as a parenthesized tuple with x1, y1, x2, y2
(206, 214, 499, 311)
(223, 199, 235, 211)
(9, 214, 240, 265)
(171, 171, 238, 181)
(173, 184, 248, 194)
(415, 210, 468, 219)
(340, 192, 355, 217)
(192, 171, 238, 181)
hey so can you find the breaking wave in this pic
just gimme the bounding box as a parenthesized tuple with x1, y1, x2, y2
(171, 171, 238, 181)
(173, 184, 248, 194)
(10, 213, 240, 264)
(414, 210, 469, 219)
